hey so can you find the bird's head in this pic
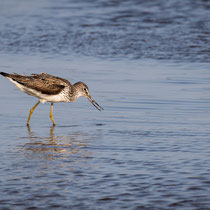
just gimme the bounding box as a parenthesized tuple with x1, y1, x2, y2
(73, 82, 103, 111)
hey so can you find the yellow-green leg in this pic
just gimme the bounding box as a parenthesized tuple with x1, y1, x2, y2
(50, 102, 55, 126)
(27, 100, 40, 125)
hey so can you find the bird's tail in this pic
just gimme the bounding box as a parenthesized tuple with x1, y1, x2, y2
(0, 72, 10, 77)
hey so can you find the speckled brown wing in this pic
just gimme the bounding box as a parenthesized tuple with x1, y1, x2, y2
(7, 73, 72, 95)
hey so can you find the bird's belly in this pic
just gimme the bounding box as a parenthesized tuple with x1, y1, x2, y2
(39, 93, 67, 103)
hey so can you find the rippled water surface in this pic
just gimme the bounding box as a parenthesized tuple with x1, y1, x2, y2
(0, 0, 210, 209)
(1, 0, 210, 61)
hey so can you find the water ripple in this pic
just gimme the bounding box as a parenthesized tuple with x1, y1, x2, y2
(0, 0, 210, 61)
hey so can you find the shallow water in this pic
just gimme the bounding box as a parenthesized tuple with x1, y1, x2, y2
(0, 0, 210, 61)
(1, 56, 210, 209)
(0, 0, 210, 209)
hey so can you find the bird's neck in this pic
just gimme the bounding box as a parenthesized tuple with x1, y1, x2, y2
(67, 84, 81, 102)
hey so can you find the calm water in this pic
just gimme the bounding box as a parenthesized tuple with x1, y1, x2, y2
(0, 0, 210, 209)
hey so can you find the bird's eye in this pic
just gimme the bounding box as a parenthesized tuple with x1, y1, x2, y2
(83, 88, 86, 91)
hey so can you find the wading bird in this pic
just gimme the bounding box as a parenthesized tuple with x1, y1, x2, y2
(0, 72, 103, 126)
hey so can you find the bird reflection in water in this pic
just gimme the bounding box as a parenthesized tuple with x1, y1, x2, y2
(24, 125, 91, 160)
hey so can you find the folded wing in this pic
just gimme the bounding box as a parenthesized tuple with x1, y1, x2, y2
(6, 73, 72, 95)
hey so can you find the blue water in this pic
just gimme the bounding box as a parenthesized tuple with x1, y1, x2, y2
(0, 0, 210, 209)
(1, 0, 210, 61)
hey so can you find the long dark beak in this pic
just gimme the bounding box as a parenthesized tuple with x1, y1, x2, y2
(87, 95, 103, 111)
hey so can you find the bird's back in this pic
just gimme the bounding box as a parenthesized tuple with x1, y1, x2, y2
(0, 72, 75, 102)
(2, 72, 73, 95)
